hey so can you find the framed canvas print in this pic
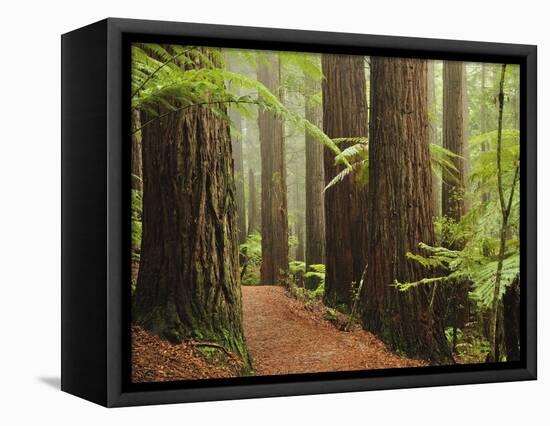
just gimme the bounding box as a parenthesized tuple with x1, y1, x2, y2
(61, 18, 537, 407)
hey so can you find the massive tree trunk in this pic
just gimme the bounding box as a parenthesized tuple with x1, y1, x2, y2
(230, 109, 247, 245)
(257, 52, 289, 285)
(131, 109, 143, 192)
(247, 168, 258, 235)
(133, 51, 249, 364)
(321, 53, 369, 309)
(304, 69, 325, 289)
(361, 57, 453, 364)
(442, 61, 469, 332)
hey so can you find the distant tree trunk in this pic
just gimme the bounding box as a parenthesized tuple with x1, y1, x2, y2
(442, 61, 470, 339)
(133, 50, 249, 365)
(480, 64, 488, 136)
(304, 69, 325, 289)
(131, 109, 143, 191)
(247, 168, 258, 235)
(427, 61, 441, 216)
(230, 109, 247, 245)
(257, 52, 289, 285)
(361, 57, 453, 364)
(295, 188, 305, 262)
(321, 53, 369, 309)
(479, 64, 491, 242)
(442, 61, 467, 222)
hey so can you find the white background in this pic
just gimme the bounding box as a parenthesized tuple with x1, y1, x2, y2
(0, 0, 546, 423)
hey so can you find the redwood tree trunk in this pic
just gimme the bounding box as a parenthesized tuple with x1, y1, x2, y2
(247, 168, 258, 235)
(230, 108, 247, 245)
(442, 61, 469, 331)
(361, 57, 453, 364)
(131, 109, 143, 191)
(321, 53, 369, 309)
(257, 52, 289, 285)
(295, 188, 305, 262)
(304, 70, 325, 289)
(133, 51, 249, 364)
(427, 61, 441, 216)
(442, 61, 467, 222)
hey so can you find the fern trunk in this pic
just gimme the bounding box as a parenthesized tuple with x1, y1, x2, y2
(321, 53, 369, 309)
(361, 57, 453, 364)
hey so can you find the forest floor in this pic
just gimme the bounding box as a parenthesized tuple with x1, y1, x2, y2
(242, 286, 424, 375)
(132, 285, 424, 383)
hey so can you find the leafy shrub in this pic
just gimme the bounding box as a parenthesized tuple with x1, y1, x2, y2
(240, 232, 261, 285)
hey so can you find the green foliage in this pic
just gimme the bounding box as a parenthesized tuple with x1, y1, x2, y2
(304, 263, 326, 286)
(131, 44, 347, 166)
(325, 141, 458, 192)
(289, 260, 306, 275)
(429, 143, 460, 184)
(131, 189, 143, 261)
(239, 232, 261, 285)
(445, 326, 463, 344)
(396, 241, 519, 308)
(287, 263, 326, 302)
(289, 260, 306, 287)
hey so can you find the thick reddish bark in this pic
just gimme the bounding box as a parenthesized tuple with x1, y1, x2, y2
(361, 57, 453, 364)
(230, 108, 247, 245)
(443, 61, 470, 331)
(321, 53, 369, 309)
(257, 52, 289, 285)
(304, 70, 325, 289)
(133, 50, 249, 364)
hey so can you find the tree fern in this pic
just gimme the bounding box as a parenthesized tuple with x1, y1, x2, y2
(131, 44, 348, 166)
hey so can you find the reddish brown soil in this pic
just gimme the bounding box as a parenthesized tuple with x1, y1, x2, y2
(242, 286, 424, 375)
(132, 285, 424, 383)
(131, 326, 243, 383)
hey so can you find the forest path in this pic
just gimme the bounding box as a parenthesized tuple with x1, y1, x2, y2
(241, 286, 423, 375)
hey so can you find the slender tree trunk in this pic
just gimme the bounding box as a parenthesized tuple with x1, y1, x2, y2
(361, 57, 453, 364)
(295, 219, 305, 262)
(480, 64, 488, 136)
(230, 109, 247, 245)
(133, 50, 249, 365)
(257, 52, 289, 285)
(427, 61, 441, 216)
(131, 109, 143, 191)
(321, 53, 369, 309)
(489, 64, 519, 362)
(304, 69, 326, 289)
(442, 61, 467, 222)
(442, 61, 469, 336)
(247, 168, 258, 235)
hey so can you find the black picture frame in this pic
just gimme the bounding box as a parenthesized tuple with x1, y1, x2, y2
(61, 17, 537, 407)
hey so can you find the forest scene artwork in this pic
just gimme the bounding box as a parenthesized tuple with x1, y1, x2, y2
(129, 43, 521, 383)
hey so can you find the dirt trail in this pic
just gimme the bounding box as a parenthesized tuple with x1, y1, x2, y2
(242, 285, 423, 375)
